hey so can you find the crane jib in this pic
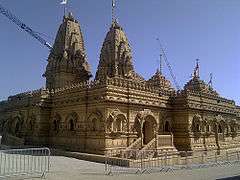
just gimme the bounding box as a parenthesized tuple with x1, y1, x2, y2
(0, 3, 53, 50)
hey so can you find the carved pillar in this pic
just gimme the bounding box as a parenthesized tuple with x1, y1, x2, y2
(141, 121, 144, 148)
(154, 125, 158, 149)
(111, 122, 114, 132)
(120, 120, 123, 132)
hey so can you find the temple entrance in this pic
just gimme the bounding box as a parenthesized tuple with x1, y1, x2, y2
(142, 116, 156, 145)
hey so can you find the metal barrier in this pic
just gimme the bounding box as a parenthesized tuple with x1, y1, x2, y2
(0, 147, 50, 179)
(105, 149, 240, 175)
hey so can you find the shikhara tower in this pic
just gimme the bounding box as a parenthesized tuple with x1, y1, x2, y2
(95, 20, 143, 81)
(44, 12, 92, 90)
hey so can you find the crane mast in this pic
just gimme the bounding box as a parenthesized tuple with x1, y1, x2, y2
(156, 38, 181, 91)
(0, 3, 53, 50)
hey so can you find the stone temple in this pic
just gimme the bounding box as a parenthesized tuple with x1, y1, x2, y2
(0, 12, 240, 155)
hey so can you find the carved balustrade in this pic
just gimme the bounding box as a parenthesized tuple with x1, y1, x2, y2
(157, 134, 173, 147)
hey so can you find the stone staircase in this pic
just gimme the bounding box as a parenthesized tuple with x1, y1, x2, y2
(122, 134, 177, 159)
(1, 133, 24, 146)
(138, 138, 157, 158)
(125, 137, 142, 151)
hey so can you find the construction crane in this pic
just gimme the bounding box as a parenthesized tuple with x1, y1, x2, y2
(0, 3, 53, 50)
(208, 73, 213, 88)
(156, 38, 181, 91)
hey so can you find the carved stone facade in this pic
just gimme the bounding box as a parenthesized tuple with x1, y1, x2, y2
(0, 13, 240, 155)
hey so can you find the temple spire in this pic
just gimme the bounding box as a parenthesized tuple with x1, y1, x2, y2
(44, 12, 92, 90)
(60, 0, 68, 16)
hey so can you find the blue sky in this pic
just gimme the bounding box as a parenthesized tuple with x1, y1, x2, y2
(0, 0, 239, 104)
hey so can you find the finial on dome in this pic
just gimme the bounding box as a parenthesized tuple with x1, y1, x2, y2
(60, 0, 68, 17)
(193, 59, 200, 79)
(112, 0, 117, 23)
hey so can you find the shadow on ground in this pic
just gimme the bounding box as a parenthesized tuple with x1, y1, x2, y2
(217, 175, 240, 180)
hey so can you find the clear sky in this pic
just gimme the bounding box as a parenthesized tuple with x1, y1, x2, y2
(0, 0, 239, 104)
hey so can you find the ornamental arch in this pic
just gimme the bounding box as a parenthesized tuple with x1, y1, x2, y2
(52, 113, 62, 133)
(106, 109, 127, 133)
(88, 111, 103, 132)
(192, 114, 202, 133)
(8, 114, 24, 137)
(159, 114, 172, 134)
(65, 112, 78, 131)
(142, 115, 157, 144)
(134, 110, 158, 145)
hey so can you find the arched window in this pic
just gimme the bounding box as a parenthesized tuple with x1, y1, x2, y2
(92, 118, 98, 131)
(116, 119, 122, 132)
(114, 114, 126, 132)
(106, 117, 114, 132)
(195, 123, 201, 132)
(206, 125, 211, 132)
(66, 112, 78, 132)
(29, 120, 34, 131)
(15, 121, 20, 134)
(218, 124, 223, 133)
(69, 119, 75, 131)
(53, 120, 58, 131)
(164, 121, 171, 132)
(192, 115, 202, 133)
(69, 119, 74, 131)
(53, 114, 61, 132)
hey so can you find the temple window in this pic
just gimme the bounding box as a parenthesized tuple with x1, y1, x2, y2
(92, 118, 98, 131)
(218, 124, 223, 133)
(206, 125, 211, 132)
(66, 112, 78, 132)
(53, 120, 60, 132)
(53, 114, 61, 132)
(195, 124, 200, 132)
(53, 120, 57, 131)
(164, 121, 171, 132)
(15, 121, 20, 134)
(69, 119, 75, 131)
(113, 119, 123, 132)
(29, 120, 33, 131)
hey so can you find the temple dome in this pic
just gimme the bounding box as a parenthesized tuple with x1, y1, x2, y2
(183, 61, 218, 96)
(147, 69, 174, 92)
(95, 20, 144, 81)
(183, 76, 218, 96)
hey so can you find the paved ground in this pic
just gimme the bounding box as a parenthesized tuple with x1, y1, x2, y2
(37, 156, 240, 180)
